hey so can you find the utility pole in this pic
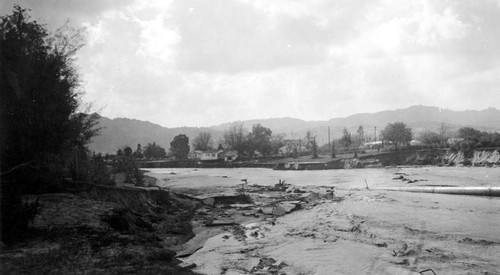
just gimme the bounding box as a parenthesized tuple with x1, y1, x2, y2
(328, 126, 331, 149)
(374, 126, 377, 142)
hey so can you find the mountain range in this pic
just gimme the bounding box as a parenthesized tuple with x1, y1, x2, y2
(88, 105, 500, 154)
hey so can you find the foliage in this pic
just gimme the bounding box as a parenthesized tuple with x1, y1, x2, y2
(132, 144, 143, 159)
(303, 130, 314, 149)
(455, 127, 500, 149)
(123, 146, 133, 157)
(192, 132, 212, 151)
(0, 6, 98, 243)
(341, 128, 352, 150)
(311, 137, 318, 159)
(112, 155, 143, 185)
(88, 153, 113, 185)
(419, 131, 441, 146)
(170, 134, 190, 160)
(381, 122, 412, 149)
(248, 124, 273, 155)
(143, 142, 166, 159)
(356, 126, 365, 145)
(269, 133, 285, 155)
(381, 122, 412, 163)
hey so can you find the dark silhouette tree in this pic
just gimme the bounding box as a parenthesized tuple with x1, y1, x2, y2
(123, 146, 133, 157)
(192, 132, 212, 151)
(0, 6, 98, 244)
(381, 122, 412, 163)
(170, 134, 190, 160)
(143, 142, 166, 159)
(132, 143, 143, 159)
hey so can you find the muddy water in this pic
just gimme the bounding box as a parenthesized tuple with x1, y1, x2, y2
(147, 166, 500, 189)
(146, 167, 500, 274)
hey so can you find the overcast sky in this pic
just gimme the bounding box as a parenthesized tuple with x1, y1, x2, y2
(2, 0, 500, 127)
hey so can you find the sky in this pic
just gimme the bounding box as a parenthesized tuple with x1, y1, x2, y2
(2, 0, 500, 127)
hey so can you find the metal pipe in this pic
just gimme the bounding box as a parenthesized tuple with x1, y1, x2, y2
(378, 186, 500, 196)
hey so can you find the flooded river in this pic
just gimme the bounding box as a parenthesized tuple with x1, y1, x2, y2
(146, 167, 500, 274)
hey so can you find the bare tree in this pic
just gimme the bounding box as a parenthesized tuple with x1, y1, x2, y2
(192, 132, 213, 151)
(223, 123, 248, 154)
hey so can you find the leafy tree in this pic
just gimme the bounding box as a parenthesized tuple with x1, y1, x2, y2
(304, 130, 314, 149)
(456, 127, 500, 150)
(419, 131, 441, 146)
(123, 146, 133, 157)
(311, 137, 318, 159)
(381, 122, 412, 163)
(458, 127, 482, 142)
(248, 124, 273, 155)
(341, 128, 352, 152)
(356, 126, 365, 145)
(170, 134, 190, 160)
(132, 143, 143, 159)
(270, 133, 285, 155)
(0, 6, 98, 243)
(192, 132, 213, 151)
(331, 140, 336, 158)
(143, 142, 166, 159)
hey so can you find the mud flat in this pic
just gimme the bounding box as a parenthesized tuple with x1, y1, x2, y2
(146, 167, 500, 274)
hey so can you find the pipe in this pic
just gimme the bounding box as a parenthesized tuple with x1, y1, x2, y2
(378, 186, 500, 196)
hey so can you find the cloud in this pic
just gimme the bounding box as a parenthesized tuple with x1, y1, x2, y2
(167, 0, 374, 73)
(0, 0, 134, 27)
(3, 0, 500, 127)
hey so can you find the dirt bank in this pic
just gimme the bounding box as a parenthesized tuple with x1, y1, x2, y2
(0, 184, 202, 274)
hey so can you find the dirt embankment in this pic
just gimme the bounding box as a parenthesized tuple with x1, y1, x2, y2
(0, 184, 202, 274)
(358, 149, 500, 167)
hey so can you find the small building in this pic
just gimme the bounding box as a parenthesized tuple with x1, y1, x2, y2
(220, 150, 238, 162)
(189, 149, 237, 162)
(410, 139, 423, 146)
(363, 141, 383, 149)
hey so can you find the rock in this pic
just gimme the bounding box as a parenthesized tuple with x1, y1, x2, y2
(260, 207, 274, 215)
(279, 202, 297, 213)
(322, 191, 334, 200)
(206, 220, 237, 227)
(272, 205, 287, 216)
(307, 192, 320, 202)
(202, 197, 215, 206)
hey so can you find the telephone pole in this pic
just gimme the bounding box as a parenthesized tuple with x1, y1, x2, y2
(328, 126, 331, 149)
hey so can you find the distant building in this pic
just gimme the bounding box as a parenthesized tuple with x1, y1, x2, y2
(221, 150, 238, 162)
(279, 139, 307, 155)
(189, 149, 238, 162)
(363, 141, 383, 149)
(410, 139, 423, 146)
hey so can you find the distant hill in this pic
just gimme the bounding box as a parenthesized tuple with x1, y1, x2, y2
(88, 106, 500, 154)
(88, 116, 224, 154)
